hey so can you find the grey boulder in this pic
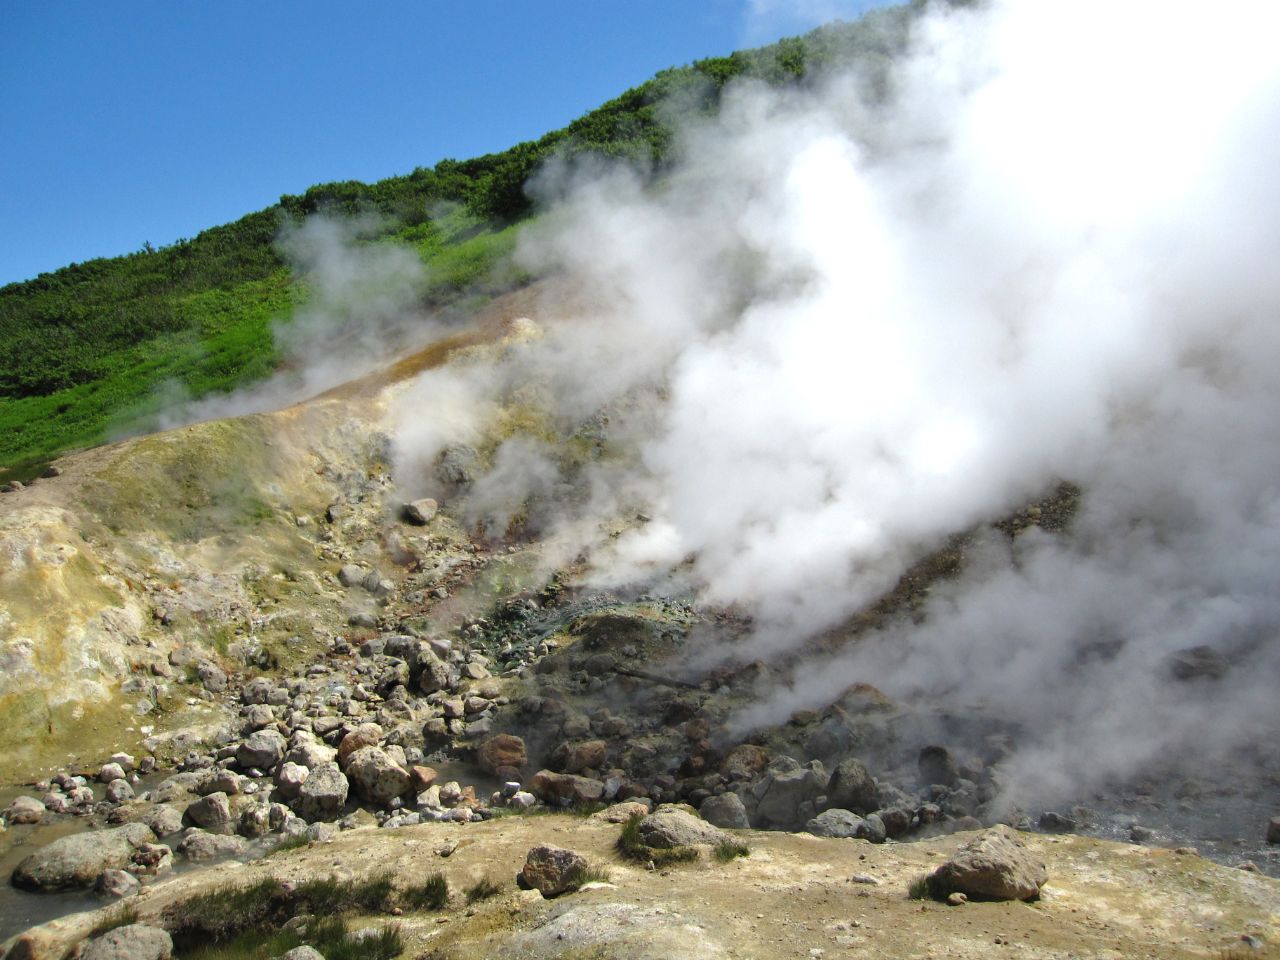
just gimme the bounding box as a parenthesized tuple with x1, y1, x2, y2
(699, 793, 750, 830)
(927, 825, 1048, 901)
(636, 806, 731, 849)
(81, 924, 172, 960)
(11, 822, 156, 891)
(292, 761, 349, 821)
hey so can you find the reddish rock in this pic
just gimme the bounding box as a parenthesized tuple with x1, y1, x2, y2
(336, 723, 383, 767)
(721, 744, 769, 779)
(553, 739, 607, 774)
(528, 769, 605, 806)
(410, 765, 438, 792)
(476, 734, 527, 776)
(519, 844, 588, 897)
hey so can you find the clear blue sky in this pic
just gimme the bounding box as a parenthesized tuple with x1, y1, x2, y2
(0, 0, 891, 287)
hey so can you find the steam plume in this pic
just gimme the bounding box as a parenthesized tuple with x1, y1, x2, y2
(394, 0, 1280, 800)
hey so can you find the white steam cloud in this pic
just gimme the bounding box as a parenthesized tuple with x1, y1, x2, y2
(147, 215, 435, 431)
(394, 0, 1280, 801)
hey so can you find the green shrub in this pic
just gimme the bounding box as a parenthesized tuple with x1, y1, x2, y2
(400, 871, 449, 911)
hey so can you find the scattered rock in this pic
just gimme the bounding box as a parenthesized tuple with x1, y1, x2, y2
(520, 844, 588, 897)
(94, 868, 140, 899)
(279, 947, 326, 960)
(402, 498, 438, 525)
(80, 924, 173, 960)
(12, 823, 156, 891)
(5, 795, 46, 825)
(927, 825, 1048, 902)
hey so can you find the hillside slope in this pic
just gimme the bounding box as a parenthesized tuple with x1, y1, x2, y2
(0, 5, 921, 480)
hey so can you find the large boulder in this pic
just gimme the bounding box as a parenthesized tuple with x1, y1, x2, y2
(11, 823, 156, 891)
(927, 825, 1048, 901)
(413, 647, 454, 695)
(184, 792, 234, 834)
(5, 796, 46, 825)
(1267, 816, 1280, 845)
(275, 762, 310, 798)
(636, 806, 731, 849)
(554, 740, 607, 774)
(918, 746, 960, 788)
(477, 734, 527, 776)
(806, 809, 866, 839)
(292, 761, 349, 821)
(752, 759, 827, 829)
(528, 770, 605, 807)
(337, 723, 384, 766)
(176, 829, 248, 862)
(699, 793, 750, 829)
(826, 758, 879, 814)
(236, 729, 286, 770)
(80, 924, 172, 960)
(139, 804, 185, 838)
(402, 498, 438, 525)
(519, 844, 588, 897)
(345, 747, 411, 805)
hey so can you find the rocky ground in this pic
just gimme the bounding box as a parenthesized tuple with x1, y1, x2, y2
(1, 287, 1278, 957)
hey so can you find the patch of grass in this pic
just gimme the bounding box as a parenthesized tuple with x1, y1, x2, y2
(907, 873, 936, 901)
(400, 871, 449, 911)
(713, 840, 750, 863)
(181, 915, 403, 960)
(464, 876, 504, 904)
(89, 903, 139, 938)
(567, 801, 609, 817)
(616, 813, 699, 868)
(166, 872, 400, 952)
(268, 834, 312, 856)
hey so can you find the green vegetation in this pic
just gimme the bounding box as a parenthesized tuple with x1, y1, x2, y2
(616, 813, 699, 867)
(713, 839, 751, 863)
(400, 872, 450, 910)
(907, 873, 931, 900)
(181, 916, 403, 960)
(0, 7, 921, 478)
(464, 876, 504, 904)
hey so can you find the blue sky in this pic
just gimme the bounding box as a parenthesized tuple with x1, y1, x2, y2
(0, 0, 891, 287)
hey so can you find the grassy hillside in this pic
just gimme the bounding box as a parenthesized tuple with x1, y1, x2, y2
(0, 6, 920, 480)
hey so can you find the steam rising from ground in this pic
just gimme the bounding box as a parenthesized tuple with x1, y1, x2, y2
(150, 216, 434, 431)
(394, 0, 1280, 801)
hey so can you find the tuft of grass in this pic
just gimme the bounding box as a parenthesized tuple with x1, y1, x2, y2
(268, 834, 312, 856)
(616, 813, 699, 868)
(907, 873, 935, 901)
(400, 872, 449, 911)
(464, 876, 504, 904)
(180, 915, 403, 960)
(89, 903, 139, 938)
(714, 840, 750, 863)
(166, 872, 400, 952)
